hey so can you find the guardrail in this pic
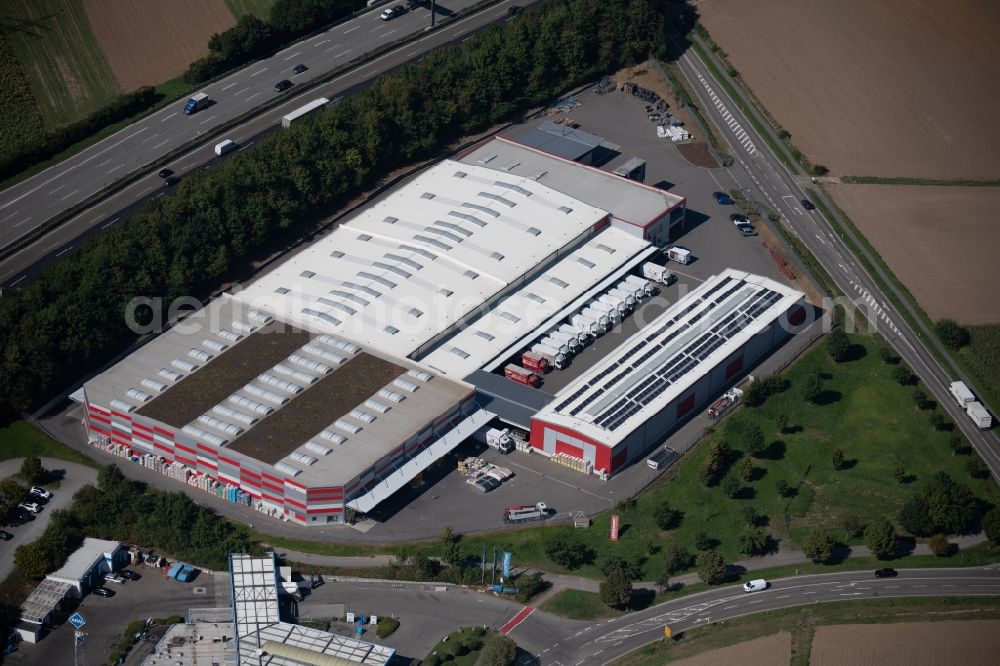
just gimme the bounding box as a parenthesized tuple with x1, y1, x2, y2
(0, 0, 508, 265)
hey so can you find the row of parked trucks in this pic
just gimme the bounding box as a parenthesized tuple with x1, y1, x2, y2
(949, 381, 993, 430)
(505, 266, 676, 387)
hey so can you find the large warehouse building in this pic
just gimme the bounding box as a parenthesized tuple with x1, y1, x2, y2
(82, 132, 803, 525)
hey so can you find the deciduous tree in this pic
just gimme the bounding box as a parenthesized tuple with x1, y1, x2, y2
(801, 528, 835, 563)
(599, 568, 632, 609)
(696, 550, 727, 585)
(863, 517, 897, 560)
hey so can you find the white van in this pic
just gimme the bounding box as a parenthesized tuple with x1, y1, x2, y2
(743, 579, 767, 593)
(214, 139, 237, 156)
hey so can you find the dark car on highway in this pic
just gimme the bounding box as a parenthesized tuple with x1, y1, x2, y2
(157, 168, 173, 178)
(92, 586, 115, 597)
(292, 64, 307, 75)
(874, 568, 897, 578)
(801, 198, 816, 210)
(274, 79, 293, 93)
(0, 530, 12, 541)
(713, 191, 734, 205)
(164, 175, 180, 187)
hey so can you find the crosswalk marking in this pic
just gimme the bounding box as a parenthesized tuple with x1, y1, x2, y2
(695, 72, 757, 156)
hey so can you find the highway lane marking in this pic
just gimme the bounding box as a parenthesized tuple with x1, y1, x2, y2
(247, 92, 263, 100)
(235, 87, 250, 95)
(107, 165, 123, 173)
(222, 82, 239, 91)
(344, 25, 359, 33)
(723, 604, 736, 609)
(59, 189, 78, 201)
(333, 49, 352, 57)
(55, 246, 73, 257)
(153, 192, 165, 199)
(250, 67, 269, 77)
(97, 158, 113, 167)
(776, 595, 790, 599)
(0, 210, 19, 222)
(199, 114, 217, 125)
(284, 51, 302, 61)
(237, 141, 256, 152)
(161, 112, 177, 122)
(140, 133, 160, 144)
(48, 185, 65, 195)
(152, 139, 169, 150)
(749, 599, 763, 604)
(382, 29, 397, 37)
(314, 39, 329, 47)
(9, 275, 26, 286)
(12, 216, 30, 227)
(462, 35, 474, 42)
(102, 217, 120, 229)
(541, 649, 549, 654)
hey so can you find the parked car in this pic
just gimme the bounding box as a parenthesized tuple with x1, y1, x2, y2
(104, 574, 125, 584)
(157, 168, 174, 178)
(874, 568, 897, 578)
(743, 578, 768, 592)
(737, 224, 757, 236)
(14, 509, 35, 522)
(730, 213, 749, 224)
(92, 586, 115, 597)
(291, 63, 308, 75)
(0, 530, 12, 541)
(405, 0, 423, 9)
(473, 476, 500, 493)
(713, 191, 734, 205)
(801, 198, 816, 210)
(273, 79, 293, 93)
(380, 5, 405, 20)
(30, 487, 52, 500)
(18, 502, 41, 514)
(119, 570, 141, 581)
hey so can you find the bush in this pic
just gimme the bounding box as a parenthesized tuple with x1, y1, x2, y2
(740, 424, 766, 456)
(453, 641, 469, 657)
(928, 533, 951, 557)
(878, 346, 898, 364)
(800, 371, 823, 403)
(599, 568, 632, 609)
(662, 544, 693, 575)
(544, 535, 589, 570)
(698, 441, 732, 486)
(825, 328, 850, 362)
(738, 527, 768, 556)
(801, 528, 835, 563)
(983, 507, 1000, 545)
(601, 554, 643, 580)
(965, 457, 989, 479)
(424, 654, 441, 666)
(720, 473, 741, 498)
(775, 479, 795, 498)
(864, 517, 897, 559)
(479, 635, 518, 666)
(376, 617, 399, 638)
(653, 502, 681, 530)
(832, 448, 845, 470)
(935, 319, 970, 350)
(696, 550, 727, 585)
(737, 456, 754, 482)
(892, 365, 915, 385)
(19, 456, 44, 485)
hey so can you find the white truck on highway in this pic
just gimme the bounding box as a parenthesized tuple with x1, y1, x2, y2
(281, 98, 330, 128)
(949, 380, 993, 429)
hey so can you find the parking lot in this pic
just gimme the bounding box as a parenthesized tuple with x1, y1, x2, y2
(12, 567, 226, 666)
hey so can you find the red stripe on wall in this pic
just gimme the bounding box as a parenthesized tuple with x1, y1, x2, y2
(196, 443, 215, 455)
(133, 421, 152, 433)
(153, 426, 173, 437)
(91, 413, 111, 425)
(153, 441, 172, 454)
(133, 429, 153, 442)
(308, 507, 343, 514)
(219, 456, 239, 467)
(175, 442, 196, 455)
(285, 497, 306, 510)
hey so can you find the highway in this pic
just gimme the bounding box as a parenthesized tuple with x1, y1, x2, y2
(0, 0, 528, 288)
(667, 34, 1000, 483)
(512, 567, 1000, 665)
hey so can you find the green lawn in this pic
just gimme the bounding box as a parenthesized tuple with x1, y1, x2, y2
(0, 35, 46, 161)
(423, 627, 498, 665)
(540, 589, 623, 621)
(0, 420, 98, 467)
(2, 0, 120, 126)
(224, 0, 276, 20)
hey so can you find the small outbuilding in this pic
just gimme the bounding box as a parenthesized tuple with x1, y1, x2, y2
(46, 538, 126, 597)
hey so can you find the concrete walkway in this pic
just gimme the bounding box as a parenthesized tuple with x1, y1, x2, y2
(0, 457, 98, 580)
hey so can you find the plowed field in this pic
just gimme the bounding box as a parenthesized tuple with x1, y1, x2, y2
(82, 0, 235, 90)
(696, 0, 1000, 179)
(671, 632, 790, 666)
(811, 620, 1000, 665)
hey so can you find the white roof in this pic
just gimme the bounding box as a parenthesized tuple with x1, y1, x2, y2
(535, 270, 804, 446)
(230, 553, 280, 642)
(240, 623, 394, 666)
(421, 228, 650, 377)
(47, 538, 121, 582)
(233, 159, 609, 358)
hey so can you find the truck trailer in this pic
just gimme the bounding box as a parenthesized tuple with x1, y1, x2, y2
(503, 502, 550, 524)
(549, 330, 582, 351)
(281, 97, 330, 128)
(540, 336, 572, 356)
(559, 323, 591, 345)
(609, 286, 638, 308)
(520, 351, 550, 374)
(183, 93, 209, 115)
(571, 314, 602, 336)
(531, 343, 567, 369)
(505, 364, 541, 387)
(598, 293, 630, 315)
(966, 402, 993, 430)
(667, 246, 692, 265)
(949, 381, 976, 408)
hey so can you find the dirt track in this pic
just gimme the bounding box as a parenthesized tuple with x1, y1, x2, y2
(811, 620, 1000, 665)
(671, 632, 790, 666)
(696, 0, 1000, 179)
(827, 184, 1000, 324)
(83, 0, 235, 90)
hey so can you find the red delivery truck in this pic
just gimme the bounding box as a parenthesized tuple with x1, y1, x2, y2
(521, 351, 550, 374)
(505, 364, 541, 387)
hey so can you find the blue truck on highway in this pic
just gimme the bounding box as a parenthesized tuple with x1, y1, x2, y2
(183, 93, 209, 115)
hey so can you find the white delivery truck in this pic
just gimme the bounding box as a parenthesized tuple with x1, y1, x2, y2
(549, 330, 581, 351)
(589, 301, 621, 324)
(540, 336, 572, 357)
(949, 381, 975, 408)
(625, 274, 656, 296)
(559, 323, 591, 345)
(599, 293, 630, 316)
(281, 97, 330, 128)
(581, 307, 613, 331)
(503, 502, 550, 524)
(571, 314, 603, 337)
(531, 343, 567, 369)
(966, 402, 993, 430)
(485, 428, 514, 453)
(214, 139, 237, 156)
(609, 286, 638, 308)
(617, 279, 645, 300)
(642, 261, 675, 285)
(667, 246, 692, 264)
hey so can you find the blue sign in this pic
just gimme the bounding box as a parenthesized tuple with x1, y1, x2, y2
(68, 612, 87, 629)
(502, 551, 512, 578)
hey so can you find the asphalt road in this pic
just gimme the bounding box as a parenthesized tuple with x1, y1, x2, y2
(0, 0, 530, 288)
(512, 567, 1000, 665)
(0, 457, 97, 581)
(669, 34, 1000, 482)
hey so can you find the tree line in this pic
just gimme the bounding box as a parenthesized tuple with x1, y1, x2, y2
(0, 0, 667, 415)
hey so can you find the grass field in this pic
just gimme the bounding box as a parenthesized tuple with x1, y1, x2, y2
(224, 0, 275, 20)
(424, 627, 500, 665)
(0, 36, 46, 161)
(0, 419, 98, 467)
(540, 589, 624, 621)
(614, 597, 1000, 666)
(960, 325, 1000, 413)
(1, 0, 119, 126)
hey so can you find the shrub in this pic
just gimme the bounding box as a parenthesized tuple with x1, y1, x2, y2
(894, 466, 906, 484)
(376, 617, 399, 638)
(899, 472, 980, 536)
(696, 550, 727, 585)
(737, 456, 754, 482)
(453, 641, 469, 657)
(878, 346, 898, 364)
(800, 371, 823, 403)
(514, 573, 549, 603)
(935, 319, 970, 350)
(825, 328, 850, 362)
(738, 527, 768, 556)
(479, 635, 518, 666)
(544, 535, 588, 570)
(801, 528, 835, 563)
(720, 473, 741, 498)
(694, 532, 716, 552)
(892, 365, 914, 386)
(653, 502, 681, 530)
(424, 655, 441, 666)
(740, 424, 766, 456)
(912, 390, 929, 410)
(775, 479, 795, 498)
(928, 533, 951, 557)
(983, 507, 1000, 545)
(19, 456, 44, 485)
(775, 413, 789, 434)
(832, 448, 845, 470)
(601, 554, 643, 580)
(863, 517, 897, 559)
(965, 456, 988, 479)
(662, 544, 693, 575)
(599, 569, 632, 609)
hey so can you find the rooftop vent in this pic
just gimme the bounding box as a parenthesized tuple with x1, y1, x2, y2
(216, 329, 243, 342)
(188, 348, 213, 362)
(334, 419, 362, 434)
(159, 368, 184, 382)
(392, 378, 418, 393)
(274, 462, 301, 477)
(305, 441, 333, 456)
(172, 359, 198, 373)
(406, 368, 433, 382)
(227, 394, 273, 416)
(364, 399, 390, 414)
(319, 430, 347, 445)
(126, 388, 152, 403)
(289, 452, 318, 466)
(140, 378, 167, 393)
(109, 399, 136, 413)
(243, 384, 289, 405)
(212, 404, 258, 425)
(377, 388, 405, 403)
(349, 409, 376, 423)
